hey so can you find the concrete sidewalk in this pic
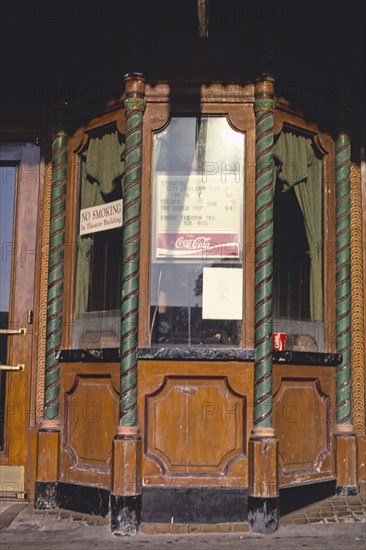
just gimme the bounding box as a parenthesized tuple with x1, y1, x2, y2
(281, 484, 366, 526)
(0, 486, 365, 550)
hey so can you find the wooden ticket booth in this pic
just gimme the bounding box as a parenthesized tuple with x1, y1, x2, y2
(30, 73, 363, 534)
(1, 0, 364, 537)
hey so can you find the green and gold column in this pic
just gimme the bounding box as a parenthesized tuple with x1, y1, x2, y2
(111, 74, 146, 535)
(334, 129, 358, 495)
(36, 107, 68, 509)
(119, 74, 146, 429)
(248, 77, 279, 534)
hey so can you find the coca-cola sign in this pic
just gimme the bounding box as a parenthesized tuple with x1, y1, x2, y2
(176, 236, 211, 249)
(155, 174, 242, 259)
(157, 232, 239, 259)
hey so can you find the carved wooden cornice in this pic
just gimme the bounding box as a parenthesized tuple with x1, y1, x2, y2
(145, 81, 254, 104)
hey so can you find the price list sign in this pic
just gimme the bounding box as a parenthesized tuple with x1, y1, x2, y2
(156, 174, 241, 259)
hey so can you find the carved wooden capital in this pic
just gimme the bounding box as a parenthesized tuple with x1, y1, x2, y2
(123, 73, 146, 111)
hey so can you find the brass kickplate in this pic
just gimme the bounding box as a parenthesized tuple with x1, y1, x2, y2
(0, 466, 25, 500)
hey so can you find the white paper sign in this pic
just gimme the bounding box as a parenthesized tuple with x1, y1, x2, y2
(80, 199, 123, 236)
(202, 267, 243, 320)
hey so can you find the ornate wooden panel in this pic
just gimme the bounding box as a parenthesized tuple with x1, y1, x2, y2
(60, 363, 119, 488)
(273, 365, 335, 487)
(139, 361, 253, 487)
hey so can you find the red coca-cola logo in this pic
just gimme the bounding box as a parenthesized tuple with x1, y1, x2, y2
(175, 236, 213, 249)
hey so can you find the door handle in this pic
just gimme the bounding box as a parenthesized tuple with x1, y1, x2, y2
(0, 328, 27, 335)
(0, 364, 25, 372)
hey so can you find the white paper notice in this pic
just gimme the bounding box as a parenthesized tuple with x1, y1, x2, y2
(202, 267, 243, 320)
(80, 199, 123, 236)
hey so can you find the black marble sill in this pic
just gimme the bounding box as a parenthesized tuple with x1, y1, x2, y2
(139, 347, 255, 362)
(59, 348, 341, 366)
(58, 348, 120, 362)
(273, 350, 341, 366)
(139, 348, 341, 366)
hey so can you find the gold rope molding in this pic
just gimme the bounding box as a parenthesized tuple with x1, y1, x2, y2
(350, 163, 365, 436)
(36, 158, 52, 423)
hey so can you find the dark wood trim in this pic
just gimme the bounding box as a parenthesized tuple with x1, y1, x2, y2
(323, 135, 336, 353)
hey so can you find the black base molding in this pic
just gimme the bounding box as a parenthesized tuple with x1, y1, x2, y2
(57, 482, 110, 516)
(141, 486, 248, 523)
(35, 479, 340, 530)
(110, 495, 141, 535)
(280, 479, 337, 516)
(35, 482, 59, 510)
(336, 485, 359, 496)
(248, 496, 279, 534)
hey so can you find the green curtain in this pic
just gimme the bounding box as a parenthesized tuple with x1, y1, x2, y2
(273, 131, 323, 321)
(75, 130, 124, 314)
(86, 131, 125, 194)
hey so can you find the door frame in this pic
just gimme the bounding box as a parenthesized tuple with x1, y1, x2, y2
(0, 141, 42, 498)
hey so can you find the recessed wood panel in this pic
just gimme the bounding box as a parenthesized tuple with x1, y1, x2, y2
(146, 376, 245, 473)
(273, 365, 335, 487)
(60, 363, 119, 488)
(139, 361, 253, 487)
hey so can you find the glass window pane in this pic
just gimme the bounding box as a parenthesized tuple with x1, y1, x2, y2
(0, 165, 16, 450)
(73, 126, 124, 349)
(150, 116, 245, 347)
(0, 166, 16, 314)
(272, 129, 324, 352)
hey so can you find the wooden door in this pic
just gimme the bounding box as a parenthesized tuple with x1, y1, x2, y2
(0, 143, 40, 498)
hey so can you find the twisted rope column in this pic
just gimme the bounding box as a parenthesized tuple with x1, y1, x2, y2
(119, 74, 146, 428)
(36, 157, 52, 423)
(253, 78, 276, 431)
(335, 133, 352, 428)
(44, 113, 68, 422)
(350, 163, 365, 436)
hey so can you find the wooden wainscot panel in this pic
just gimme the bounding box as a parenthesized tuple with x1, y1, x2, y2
(60, 363, 120, 488)
(138, 361, 253, 487)
(273, 365, 335, 487)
